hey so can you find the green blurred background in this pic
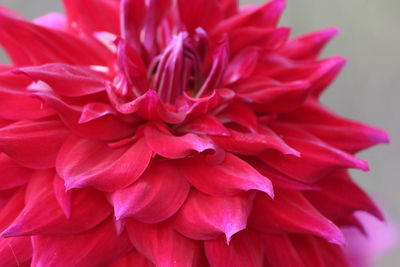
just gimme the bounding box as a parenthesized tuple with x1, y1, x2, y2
(0, 0, 398, 265)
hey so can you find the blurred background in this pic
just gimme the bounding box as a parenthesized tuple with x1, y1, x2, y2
(0, 0, 398, 265)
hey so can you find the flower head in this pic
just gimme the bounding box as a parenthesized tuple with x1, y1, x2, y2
(0, 0, 390, 266)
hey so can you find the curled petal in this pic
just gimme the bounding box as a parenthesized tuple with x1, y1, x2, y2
(31, 219, 132, 267)
(111, 160, 190, 223)
(14, 63, 107, 97)
(57, 136, 152, 192)
(145, 122, 215, 159)
(218, 101, 258, 132)
(174, 190, 253, 242)
(0, 120, 69, 169)
(181, 153, 274, 197)
(33, 91, 135, 140)
(250, 191, 345, 245)
(205, 230, 264, 267)
(177, 114, 230, 136)
(127, 220, 203, 267)
(1, 170, 112, 237)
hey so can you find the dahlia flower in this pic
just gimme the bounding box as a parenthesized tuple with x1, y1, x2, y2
(0, 0, 390, 266)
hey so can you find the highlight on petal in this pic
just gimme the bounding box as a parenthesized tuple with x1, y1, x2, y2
(181, 152, 274, 197)
(127, 220, 203, 267)
(205, 230, 264, 267)
(111, 160, 190, 223)
(145, 122, 215, 159)
(174, 190, 253, 242)
(0, 120, 69, 169)
(57, 136, 152, 192)
(14, 63, 107, 97)
(31, 219, 132, 267)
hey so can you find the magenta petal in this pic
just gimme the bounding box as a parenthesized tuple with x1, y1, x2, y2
(0, 120, 69, 169)
(205, 230, 264, 267)
(0, 9, 112, 66)
(33, 91, 135, 140)
(250, 191, 345, 245)
(0, 71, 55, 120)
(31, 219, 132, 267)
(178, 0, 223, 33)
(260, 123, 369, 183)
(212, 128, 299, 156)
(1, 170, 112, 237)
(57, 136, 152, 191)
(174, 190, 252, 242)
(218, 101, 258, 132)
(53, 174, 72, 219)
(111, 160, 190, 223)
(14, 63, 107, 97)
(0, 236, 32, 267)
(145, 122, 215, 159)
(262, 234, 307, 267)
(177, 115, 230, 136)
(280, 27, 340, 60)
(0, 188, 25, 232)
(63, 0, 120, 35)
(127, 220, 203, 267)
(181, 153, 274, 197)
(108, 251, 155, 267)
(0, 153, 31, 190)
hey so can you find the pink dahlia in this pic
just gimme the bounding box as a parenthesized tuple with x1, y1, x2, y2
(0, 0, 390, 266)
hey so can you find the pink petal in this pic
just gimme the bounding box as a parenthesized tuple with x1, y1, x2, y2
(0, 9, 112, 66)
(279, 98, 390, 153)
(31, 219, 133, 267)
(111, 160, 190, 223)
(57, 136, 152, 192)
(213, 0, 285, 35)
(279, 27, 340, 60)
(218, 101, 258, 132)
(250, 190, 345, 245)
(205, 230, 264, 267)
(14, 63, 107, 97)
(178, 0, 223, 33)
(262, 234, 306, 267)
(127, 220, 203, 267)
(53, 174, 72, 219)
(33, 91, 135, 141)
(0, 72, 55, 120)
(177, 115, 230, 136)
(181, 153, 274, 197)
(0, 120, 69, 169)
(0, 236, 32, 267)
(260, 123, 369, 183)
(212, 127, 298, 156)
(0, 153, 31, 190)
(145, 122, 215, 159)
(107, 251, 155, 267)
(0, 188, 25, 232)
(305, 170, 383, 221)
(2, 170, 111, 237)
(34, 12, 67, 31)
(63, 0, 120, 34)
(229, 27, 289, 55)
(174, 190, 252, 242)
(236, 79, 310, 112)
(120, 0, 146, 52)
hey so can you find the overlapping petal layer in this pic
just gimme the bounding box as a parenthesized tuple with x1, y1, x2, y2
(0, 0, 389, 266)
